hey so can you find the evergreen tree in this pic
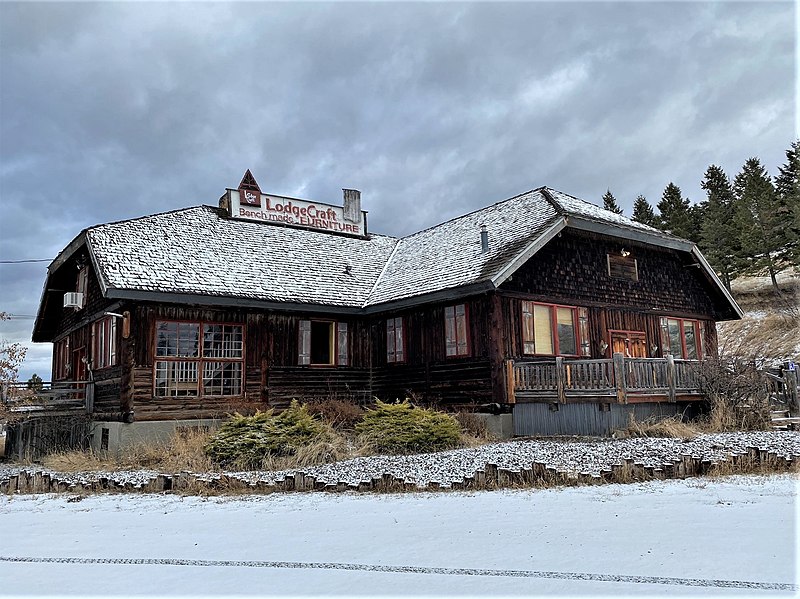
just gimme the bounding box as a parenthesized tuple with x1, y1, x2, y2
(774, 140, 800, 265)
(687, 202, 706, 244)
(602, 189, 623, 214)
(733, 157, 782, 292)
(631, 195, 657, 227)
(700, 165, 738, 290)
(656, 183, 693, 239)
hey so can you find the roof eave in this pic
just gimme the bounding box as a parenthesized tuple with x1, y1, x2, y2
(690, 246, 744, 320)
(363, 281, 496, 314)
(105, 288, 366, 315)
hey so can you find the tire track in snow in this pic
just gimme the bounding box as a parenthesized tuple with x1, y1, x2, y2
(0, 556, 795, 591)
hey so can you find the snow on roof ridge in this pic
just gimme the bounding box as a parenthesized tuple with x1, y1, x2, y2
(395, 188, 545, 242)
(87, 204, 216, 233)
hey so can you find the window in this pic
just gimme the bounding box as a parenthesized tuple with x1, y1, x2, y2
(74, 267, 88, 309)
(521, 302, 581, 356)
(299, 320, 348, 366)
(608, 253, 638, 282)
(154, 320, 243, 397)
(53, 337, 70, 380)
(659, 317, 703, 360)
(444, 304, 469, 357)
(386, 317, 405, 363)
(92, 316, 117, 369)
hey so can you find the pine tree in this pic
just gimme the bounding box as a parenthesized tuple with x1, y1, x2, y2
(774, 140, 800, 265)
(733, 157, 782, 292)
(700, 165, 738, 290)
(656, 183, 693, 239)
(602, 189, 623, 214)
(631, 195, 657, 227)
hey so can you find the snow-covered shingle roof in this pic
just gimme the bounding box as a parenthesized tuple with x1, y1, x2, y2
(79, 187, 698, 311)
(87, 206, 398, 308)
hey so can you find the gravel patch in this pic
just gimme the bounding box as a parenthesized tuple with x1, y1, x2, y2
(2, 431, 798, 491)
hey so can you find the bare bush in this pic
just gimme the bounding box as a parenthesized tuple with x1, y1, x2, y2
(303, 399, 365, 430)
(623, 414, 698, 440)
(697, 355, 772, 431)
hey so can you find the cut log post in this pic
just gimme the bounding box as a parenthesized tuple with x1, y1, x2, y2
(665, 354, 676, 402)
(555, 357, 566, 403)
(612, 353, 627, 404)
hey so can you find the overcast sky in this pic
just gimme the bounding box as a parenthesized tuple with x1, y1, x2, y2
(0, 1, 795, 380)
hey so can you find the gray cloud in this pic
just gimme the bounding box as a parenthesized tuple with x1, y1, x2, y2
(0, 1, 793, 379)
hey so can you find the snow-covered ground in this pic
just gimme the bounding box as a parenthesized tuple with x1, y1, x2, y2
(0, 474, 796, 597)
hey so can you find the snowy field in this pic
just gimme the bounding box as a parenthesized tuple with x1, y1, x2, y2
(0, 474, 797, 597)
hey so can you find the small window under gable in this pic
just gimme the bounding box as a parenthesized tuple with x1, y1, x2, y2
(607, 252, 638, 282)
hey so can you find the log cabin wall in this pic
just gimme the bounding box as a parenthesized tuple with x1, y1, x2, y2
(261, 313, 372, 410)
(370, 295, 494, 408)
(127, 303, 373, 419)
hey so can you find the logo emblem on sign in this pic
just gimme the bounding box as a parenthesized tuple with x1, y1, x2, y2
(238, 169, 262, 207)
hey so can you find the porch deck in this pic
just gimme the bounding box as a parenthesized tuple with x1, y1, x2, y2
(506, 353, 702, 404)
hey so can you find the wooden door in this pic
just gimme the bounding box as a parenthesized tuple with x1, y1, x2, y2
(610, 332, 647, 358)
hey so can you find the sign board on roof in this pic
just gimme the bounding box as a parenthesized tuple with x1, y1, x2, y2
(226, 188, 367, 237)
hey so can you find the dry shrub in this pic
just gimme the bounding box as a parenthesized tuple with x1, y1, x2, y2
(303, 399, 364, 430)
(697, 355, 772, 431)
(623, 414, 698, 440)
(204, 401, 342, 469)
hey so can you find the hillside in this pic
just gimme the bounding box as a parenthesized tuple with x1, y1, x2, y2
(717, 267, 800, 364)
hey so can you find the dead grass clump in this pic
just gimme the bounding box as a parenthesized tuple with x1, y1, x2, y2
(41, 426, 217, 473)
(623, 414, 698, 440)
(303, 399, 365, 430)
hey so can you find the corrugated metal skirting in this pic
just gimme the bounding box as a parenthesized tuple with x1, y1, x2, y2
(513, 402, 685, 437)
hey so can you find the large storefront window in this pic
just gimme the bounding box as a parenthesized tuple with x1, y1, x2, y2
(154, 321, 243, 397)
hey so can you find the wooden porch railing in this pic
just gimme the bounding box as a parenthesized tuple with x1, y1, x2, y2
(506, 353, 702, 404)
(1, 380, 94, 415)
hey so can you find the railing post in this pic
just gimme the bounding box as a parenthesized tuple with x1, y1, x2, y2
(505, 360, 516, 404)
(665, 354, 676, 403)
(555, 356, 566, 404)
(784, 368, 798, 414)
(612, 353, 627, 404)
(85, 380, 95, 414)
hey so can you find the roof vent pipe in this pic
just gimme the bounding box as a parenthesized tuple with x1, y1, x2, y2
(480, 224, 489, 253)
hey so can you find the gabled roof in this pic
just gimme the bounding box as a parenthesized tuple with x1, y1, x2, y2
(35, 186, 742, 333)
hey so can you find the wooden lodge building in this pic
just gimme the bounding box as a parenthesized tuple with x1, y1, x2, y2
(32, 171, 742, 450)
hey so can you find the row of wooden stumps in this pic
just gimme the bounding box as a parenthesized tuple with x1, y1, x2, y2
(2, 447, 798, 496)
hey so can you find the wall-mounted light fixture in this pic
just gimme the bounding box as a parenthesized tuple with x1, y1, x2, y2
(620, 248, 630, 257)
(599, 340, 609, 355)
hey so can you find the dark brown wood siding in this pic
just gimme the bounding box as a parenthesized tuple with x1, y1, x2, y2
(370, 296, 494, 408)
(499, 229, 726, 320)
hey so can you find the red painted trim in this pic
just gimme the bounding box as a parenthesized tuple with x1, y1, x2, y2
(520, 301, 581, 357)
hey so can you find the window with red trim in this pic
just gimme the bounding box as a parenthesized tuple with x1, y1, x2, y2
(659, 317, 703, 360)
(521, 301, 582, 356)
(444, 304, 469, 357)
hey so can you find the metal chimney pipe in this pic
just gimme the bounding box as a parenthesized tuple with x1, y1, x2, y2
(480, 224, 489, 253)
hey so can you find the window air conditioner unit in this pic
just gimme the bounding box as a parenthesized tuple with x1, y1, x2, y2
(63, 292, 84, 309)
